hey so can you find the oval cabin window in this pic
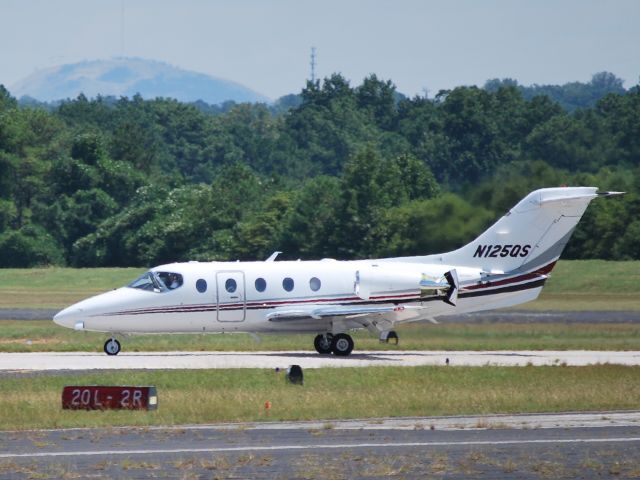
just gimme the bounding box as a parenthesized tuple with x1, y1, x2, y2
(309, 277, 321, 291)
(282, 277, 294, 292)
(255, 278, 267, 292)
(225, 278, 237, 293)
(196, 279, 207, 293)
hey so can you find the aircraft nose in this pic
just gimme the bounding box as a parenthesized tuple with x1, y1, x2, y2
(53, 306, 82, 329)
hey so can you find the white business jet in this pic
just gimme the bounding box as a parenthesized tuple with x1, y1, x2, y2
(53, 187, 621, 356)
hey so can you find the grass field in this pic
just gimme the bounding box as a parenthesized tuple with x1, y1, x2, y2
(1, 365, 639, 430)
(0, 267, 143, 309)
(0, 260, 638, 310)
(527, 260, 640, 311)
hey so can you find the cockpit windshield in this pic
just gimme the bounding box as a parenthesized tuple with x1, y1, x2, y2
(127, 271, 183, 292)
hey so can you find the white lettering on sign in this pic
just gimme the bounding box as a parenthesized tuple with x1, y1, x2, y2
(133, 390, 142, 407)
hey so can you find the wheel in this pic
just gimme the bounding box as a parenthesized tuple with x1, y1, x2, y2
(331, 333, 354, 356)
(104, 338, 121, 356)
(314, 334, 333, 354)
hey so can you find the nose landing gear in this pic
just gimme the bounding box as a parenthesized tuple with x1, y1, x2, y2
(104, 338, 121, 356)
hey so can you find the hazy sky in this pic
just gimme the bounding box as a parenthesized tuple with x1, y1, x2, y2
(2, 0, 639, 100)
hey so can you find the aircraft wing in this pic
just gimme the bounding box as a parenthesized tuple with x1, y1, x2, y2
(265, 304, 412, 322)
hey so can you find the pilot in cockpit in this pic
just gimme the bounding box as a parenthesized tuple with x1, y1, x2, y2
(154, 272, 182, 290)
(167, 273, 180, 289)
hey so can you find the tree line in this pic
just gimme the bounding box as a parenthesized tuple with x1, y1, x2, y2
(0, 72, 638, 267)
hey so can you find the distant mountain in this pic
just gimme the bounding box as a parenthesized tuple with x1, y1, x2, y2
(9, 58, 270, 104)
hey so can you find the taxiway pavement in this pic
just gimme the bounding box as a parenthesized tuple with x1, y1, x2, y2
(1, 349, 640, 372)
(2, 412, 640, 478)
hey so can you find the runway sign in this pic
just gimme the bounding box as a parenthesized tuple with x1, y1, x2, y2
(62, 386, 158, 410)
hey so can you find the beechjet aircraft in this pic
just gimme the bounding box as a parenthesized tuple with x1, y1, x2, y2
(53, 187, 622, 356)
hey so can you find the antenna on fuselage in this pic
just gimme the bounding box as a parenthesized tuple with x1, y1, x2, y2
(266, 251, 282, 262)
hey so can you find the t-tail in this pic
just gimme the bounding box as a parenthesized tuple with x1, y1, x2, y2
(390, 186, 623, 314)
(397, 187, 623, 277)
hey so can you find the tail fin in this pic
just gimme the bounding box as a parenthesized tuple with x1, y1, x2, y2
(409, 187, 603, 274)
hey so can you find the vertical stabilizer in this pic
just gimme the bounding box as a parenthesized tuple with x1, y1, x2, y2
(390, 187, 600, 274)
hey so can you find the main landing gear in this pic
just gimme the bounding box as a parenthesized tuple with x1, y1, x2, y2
(104, 337, 121, 356)
(314, 333, 354, 356)
(314, 329, 400, 357)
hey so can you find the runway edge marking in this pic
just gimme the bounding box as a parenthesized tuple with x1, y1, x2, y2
(3, 437, 640, 459)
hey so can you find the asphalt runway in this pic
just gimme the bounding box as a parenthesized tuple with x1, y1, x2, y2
(3, 349, 640, 372)
(2, 412, 640, 478)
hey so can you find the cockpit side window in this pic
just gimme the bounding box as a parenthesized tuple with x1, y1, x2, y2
(128, 272, 165, 292)
(127, 271, 183, 292)
(157, 272, 184, 290)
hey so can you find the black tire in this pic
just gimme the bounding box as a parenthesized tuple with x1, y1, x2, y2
(104, 338, 121, 356)
(331, 333, 354, 356)
(314, 334, 333, 354)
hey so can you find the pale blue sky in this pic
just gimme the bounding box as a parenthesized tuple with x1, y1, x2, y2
(1, 0, 639, 99)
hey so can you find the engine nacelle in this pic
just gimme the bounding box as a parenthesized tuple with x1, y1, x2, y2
(354, 263, 481, 304)
(354, 265, 422, 300)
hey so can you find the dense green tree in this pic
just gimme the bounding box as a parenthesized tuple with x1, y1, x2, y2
(0, 85, 18, 112)
(485, 72, 627, 110)
(356, 74, 398, 130)
(329, 147, 439, 258)
(281, 74, 378, 176)
(0, 72, 638, 266)
(0, 225, 64, 267)
(376, 194, 494, 257)
(429, 86, 517, 184)
(232, 192, 293, 260)
(0, 199, 17, 231)
(280, 176, 342, 259)
(330, 147, 397, 257)
(596, 89, 640, 166)
(217, 103, 279, 173)
(525, 114, 598, 171)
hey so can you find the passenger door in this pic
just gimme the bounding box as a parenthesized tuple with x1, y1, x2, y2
(216, 271, 246, 322)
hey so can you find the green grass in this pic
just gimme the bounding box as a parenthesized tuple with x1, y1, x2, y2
(0, 267, 143, 309)
(0, 260, 638, 310)
(1, 365, 639, 430)
(531, 260, 640, 311)
(2, 320, 640, 352)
